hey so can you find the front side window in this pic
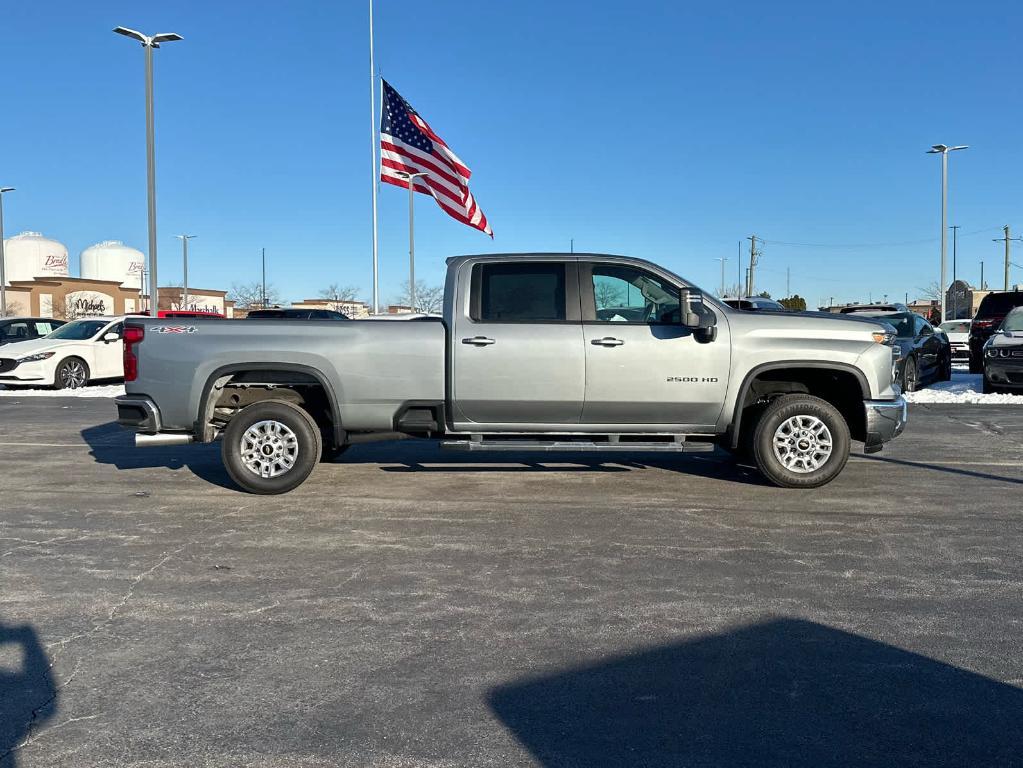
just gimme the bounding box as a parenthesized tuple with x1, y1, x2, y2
(591, 265, 680, 324)
(477, 263, 566, 322)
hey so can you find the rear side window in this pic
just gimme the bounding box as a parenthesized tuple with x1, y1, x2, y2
(977, 292, 1023, 317)
(476, 263, 566, 322)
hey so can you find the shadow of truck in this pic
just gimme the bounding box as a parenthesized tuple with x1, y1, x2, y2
(489, 617, 1023, 767)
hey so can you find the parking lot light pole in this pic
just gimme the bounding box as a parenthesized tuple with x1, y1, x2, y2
(926, 144, 967, 322)
(114, 27, 183, 317)
(397, 171, 428, 312)
(0, 187, 14, 317)
(175, 234, 196, 309)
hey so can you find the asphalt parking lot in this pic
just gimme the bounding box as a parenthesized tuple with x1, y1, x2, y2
(2, 397, 1023, 767)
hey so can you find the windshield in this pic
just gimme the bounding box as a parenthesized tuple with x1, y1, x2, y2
(46, 320, 108, 340)
(857, 312, 913, 337)
(1001, 308, 1023, 332)
(939, 321, 970, 333)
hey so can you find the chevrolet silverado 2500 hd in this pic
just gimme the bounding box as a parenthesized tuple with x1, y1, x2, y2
(115, 253, 907, 493)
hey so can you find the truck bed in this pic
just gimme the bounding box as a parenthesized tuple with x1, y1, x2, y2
(125, 317, 446, 432)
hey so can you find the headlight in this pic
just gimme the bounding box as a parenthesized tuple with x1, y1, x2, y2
(872, 330, 896, 346)
(16, 351, 56, 363)
(987, 347, 999, 358)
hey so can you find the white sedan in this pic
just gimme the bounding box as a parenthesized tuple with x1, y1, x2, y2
(0, 316, 125, 389)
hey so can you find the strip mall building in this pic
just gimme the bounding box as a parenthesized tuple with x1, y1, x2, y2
(5, 279, 235, 319)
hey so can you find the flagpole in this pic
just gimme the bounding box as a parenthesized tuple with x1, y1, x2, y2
(369, 0, 379, 314)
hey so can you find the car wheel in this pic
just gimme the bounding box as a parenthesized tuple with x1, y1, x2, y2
(222, 400, 322, 494)
(751, 394, 850, 489)
(54, 357, 89, 390)
(940, 353, 953, 381)
(901, 356, 919, 392)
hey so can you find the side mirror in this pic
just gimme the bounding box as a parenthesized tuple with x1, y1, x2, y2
(103, 332, 120, 343)
(679, 288, 715, 329)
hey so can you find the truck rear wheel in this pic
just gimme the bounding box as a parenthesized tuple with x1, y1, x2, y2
(751, 394, 850, 489)
(222, 400, 322, 494)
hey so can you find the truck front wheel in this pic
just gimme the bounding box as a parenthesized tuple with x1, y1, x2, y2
(751, 394, 850, 489)
(222, 400, 322, 494)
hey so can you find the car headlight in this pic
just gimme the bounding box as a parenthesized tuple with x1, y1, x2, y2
(16, 351, 56, 363)
(872, 330, 896, 346)
(987, 347, 999, 358)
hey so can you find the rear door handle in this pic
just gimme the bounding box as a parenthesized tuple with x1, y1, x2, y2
(591, 337, 625, 347)
(462, 336, 496, 346)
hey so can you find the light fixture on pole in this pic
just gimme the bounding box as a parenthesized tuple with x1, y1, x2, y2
(175, 235, 196, 310)
(715, 257, 728, 297)
(0, 187, 14, 318)
(114, 26, 183, 317)
(397, 171, 428, 312)
(926, 143, 968, 321)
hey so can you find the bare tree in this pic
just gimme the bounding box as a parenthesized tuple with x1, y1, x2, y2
(722, 282, 744, 298)
(1, 300, 24, 318)
(394, 280, 444, 314)
(594, 282, 624, 309)
(229, 281, 280, 309)
(319, 283, 361, 313)
(917, 282, 942, 302)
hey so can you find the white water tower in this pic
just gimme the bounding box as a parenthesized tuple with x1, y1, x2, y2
(80, 240, 146, 290)
(1, 231, 69, 284)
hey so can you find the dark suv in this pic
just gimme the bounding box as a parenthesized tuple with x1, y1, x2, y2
(0, 317, 66, 346)
(245, 308, 348, 320)
(969, 291, 1023, 372)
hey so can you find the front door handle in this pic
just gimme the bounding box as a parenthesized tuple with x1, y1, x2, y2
(462, 336, 496, 346)
(591, 337, 625, 347)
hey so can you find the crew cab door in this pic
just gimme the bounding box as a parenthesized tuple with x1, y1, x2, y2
(451, 260, 584, 427)
(580, 261, 730, 428)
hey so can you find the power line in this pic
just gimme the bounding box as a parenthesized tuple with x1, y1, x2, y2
(759, 226, 1001, 250)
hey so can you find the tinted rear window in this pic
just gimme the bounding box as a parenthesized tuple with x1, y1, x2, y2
(976, 292, 1023, 318)
(477, 263, 566, 322)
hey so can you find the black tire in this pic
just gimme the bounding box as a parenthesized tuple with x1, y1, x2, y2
(321, 443, 351, 462)
(751, 394, 851, 489)
(222, 400, 322, 494)
(901, 356, 919, 393)
(939, 353, 953, 382)
(54, 357, 89, 390)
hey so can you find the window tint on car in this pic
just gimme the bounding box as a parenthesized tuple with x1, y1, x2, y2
(977, 292, 1023, 317)
(591, 265, 680, 323)
(1, 321, 31, 341)
(477, 263, 566, 322)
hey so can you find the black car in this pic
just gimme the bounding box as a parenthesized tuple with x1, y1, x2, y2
(969, 290, 1023, 372)
(849, 311, 951, 391)
(982, 306, 1023, 394)
(245, 308, 348, 320)
(722, 296, 787, 311)
(0, 317, 66, 347)
(839, 302, 910, 314)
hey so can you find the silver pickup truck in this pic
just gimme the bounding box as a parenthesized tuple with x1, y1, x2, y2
(115, 253, 906, 493)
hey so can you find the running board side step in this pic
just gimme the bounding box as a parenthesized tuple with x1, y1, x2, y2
(440, 438, 715, 453)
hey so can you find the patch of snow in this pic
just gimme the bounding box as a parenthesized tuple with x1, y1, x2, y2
(904, 373, 1023, 405)
(0, 383, 125, 398)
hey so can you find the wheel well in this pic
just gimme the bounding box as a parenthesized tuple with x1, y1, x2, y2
(200, 369, 340, 448)
(735, 367, 867, 443)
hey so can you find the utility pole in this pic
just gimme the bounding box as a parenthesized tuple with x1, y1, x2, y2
(746, 235, 761, 296)
(950, 225, 959, 319)
(926, 144, 968, 321)
(786, 266, 790, 299)
(715, 257, 728, 297)
(570, 238, 574, 254)
(993, 226, 1022, 291)
(980, 261, 985, 291)
(175, 234, 195, 310)
(261, 247, 267, 308)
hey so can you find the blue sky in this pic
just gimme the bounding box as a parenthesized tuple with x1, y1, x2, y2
(3, 0, 1022, 307)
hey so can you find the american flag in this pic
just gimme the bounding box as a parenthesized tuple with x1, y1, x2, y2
(380, 80, 492, 237)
